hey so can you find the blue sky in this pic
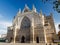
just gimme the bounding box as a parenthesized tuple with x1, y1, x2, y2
(0, 0, 60, 34)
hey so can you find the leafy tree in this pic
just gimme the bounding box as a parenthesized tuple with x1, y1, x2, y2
(53, 0, 60, 13)
(42, 0, 60, 13)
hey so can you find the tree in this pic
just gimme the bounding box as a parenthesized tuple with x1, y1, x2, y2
(53, 0, 60, 13)
(42, 0, 60, 13)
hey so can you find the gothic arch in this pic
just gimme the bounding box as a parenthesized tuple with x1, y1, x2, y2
(20, 16, 31, 43)
(20, 16, 31, 29)
(21, 36, 25, 43)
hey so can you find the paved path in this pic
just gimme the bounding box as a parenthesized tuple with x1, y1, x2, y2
(0, 43, 58, 45)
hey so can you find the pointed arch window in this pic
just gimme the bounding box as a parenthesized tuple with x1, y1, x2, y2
(20, 16, 31, 29)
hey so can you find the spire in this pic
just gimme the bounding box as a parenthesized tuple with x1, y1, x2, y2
(22, 4, 30, 13)
(17, 8, 21, 16)
(39, 10, 42, 17)
(18, 8, 21, 13)
(25, 4, 29, 9)
(32, 4, 36, 12)
(40, 10, 42, 15)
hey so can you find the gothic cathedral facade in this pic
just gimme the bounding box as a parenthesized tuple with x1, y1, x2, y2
(6, 5, 56, 43)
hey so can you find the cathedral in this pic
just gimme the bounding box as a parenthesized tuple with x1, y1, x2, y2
(6, 4, 57, 43)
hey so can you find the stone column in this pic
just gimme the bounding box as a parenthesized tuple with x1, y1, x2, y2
(32, 17, 35, 43)
(14, 25, 18, 43)
(14, 28, 17, 43)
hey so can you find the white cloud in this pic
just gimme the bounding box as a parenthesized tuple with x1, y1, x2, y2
(0, 21, 12, 27)
(0, 13, 12, 35)
(0, 21, 12, 34)
(0, 29, 7, 35)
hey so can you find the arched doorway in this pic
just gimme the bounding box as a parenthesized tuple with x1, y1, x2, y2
(20, 16, 31, 43)
(10, 37, 13, 42)
(21, 36, 25, 43)
(36, 37, 39, 43)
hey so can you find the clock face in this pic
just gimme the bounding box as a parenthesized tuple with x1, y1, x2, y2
(21, 16, 31, 29)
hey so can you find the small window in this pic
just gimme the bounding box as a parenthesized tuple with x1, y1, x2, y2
(44, 24, 48, 26)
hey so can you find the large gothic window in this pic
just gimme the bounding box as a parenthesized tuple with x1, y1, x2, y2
(21, 16, 31, 30)
(20, 16, 31, 43)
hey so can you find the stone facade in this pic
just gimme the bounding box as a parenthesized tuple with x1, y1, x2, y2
(6, 4, 56, 43)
